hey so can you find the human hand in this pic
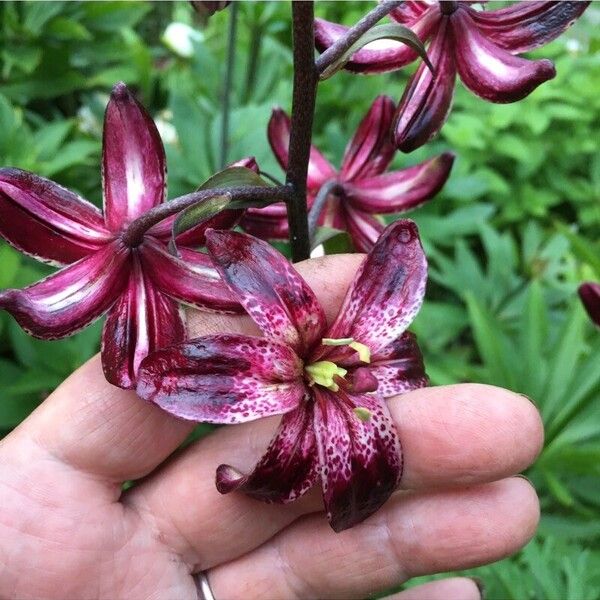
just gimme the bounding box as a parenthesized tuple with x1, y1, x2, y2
(0, 254, 543, 600)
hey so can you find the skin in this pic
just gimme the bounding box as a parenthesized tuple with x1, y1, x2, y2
(0, 254, 543, 600)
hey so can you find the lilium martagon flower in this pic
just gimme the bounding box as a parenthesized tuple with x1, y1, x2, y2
(315, 1, 590, 152)
(579, 282, 600, 327)
(241, 95, 454, 252)
(0, 82, 250, 390)
(136, 219, 428, 531)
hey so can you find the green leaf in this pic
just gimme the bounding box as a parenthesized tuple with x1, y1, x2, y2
(320, 23, 432, 80)
(311, 226, 345, 249)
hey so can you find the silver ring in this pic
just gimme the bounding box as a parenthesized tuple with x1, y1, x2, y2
(195, 571, 216, 600)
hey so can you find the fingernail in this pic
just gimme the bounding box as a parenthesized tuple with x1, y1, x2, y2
(518, 392, 539, 409)
(470, 577, 486, 599)
(515, 473, 534, 486)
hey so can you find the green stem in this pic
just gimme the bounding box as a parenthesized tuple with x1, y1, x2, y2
(220, 1, 238, 168)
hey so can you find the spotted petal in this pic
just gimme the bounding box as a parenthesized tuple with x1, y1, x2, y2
(268, 108, 336, 193)
(340, 96, 396, 181)
(102, 83, 166, 232)
(368, 331, 428, 397)
(346, 152, 455, 214)
(0, 241, 129, 339)
(314, 11, 438, 74)
(216, 404, 318, 502)
(139, 240, 241, 313)
(102, 256, 185, 389)
(0, 168, 110, 266)
(240, 204, 290, 241)
(579, 282, 600, 327)
(469, 1, 589, 54)
(452, 10, 556, 103)
(394, 20, 456, 152)
(136, 334, 305, 424)
(314, 388, 402, 532)
(205, 229, 327, 355)
(319, 219, 427, 360)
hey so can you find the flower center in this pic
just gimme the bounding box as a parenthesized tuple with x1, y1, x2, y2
(305, 337, 371, 392)
(439, 1, 459, 16)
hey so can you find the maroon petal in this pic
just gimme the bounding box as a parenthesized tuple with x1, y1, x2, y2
(103, 83, 166, 232)
(340, 96, 396, 181)
(0, 168, 110, 266)
(390, 1, 433, 25)
(452, 10, 556, 103)
(0, 241, 129, 339)
(470, 1, 589, 54)
(346, 152, 455, 214)
(268, 108, 336, 193)
(314, 11, 439, 74)
(102, 256, 186, 389)
(368, 331, 428, 397)
(344, 207, 384, 253)
(314, 388, 402, 532)
(319, 219, 427, 360)
(216, 404, 318, 502)
(394, 20, 456, 153)
(240, 204, 290, 241)
(136, 334, 305, 424)
(579, 282, 600, 327)
(205, 229, 327, 355)
(139, 240, 241, 313)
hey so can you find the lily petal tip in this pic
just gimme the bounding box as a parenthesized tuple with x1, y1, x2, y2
(216, 464, 245, 494)
(111, 81, 130, 99)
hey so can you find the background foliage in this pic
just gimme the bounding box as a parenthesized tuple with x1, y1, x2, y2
(0, 2, 599, 598)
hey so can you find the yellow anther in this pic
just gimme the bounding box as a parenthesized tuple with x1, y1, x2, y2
(305, 360, 347, 391)
(349, 341, 371, 363)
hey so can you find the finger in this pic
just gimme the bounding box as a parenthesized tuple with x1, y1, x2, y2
(4, 254, 364, 483)
(386, 577, 482, 600)
(207, 477, 538, 600)
(125, 386, 542, 569)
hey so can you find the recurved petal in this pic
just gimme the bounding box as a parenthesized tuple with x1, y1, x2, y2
(0, 168, 110, 266)
(344, 207, 384, 253)
(205, 229, 327, 355)
(314, 10, 438, 74)
(240, 205, 290, 241)
(268, 108, 336, 193)
(103, 82, 166, 232)
(216, 404, 319, 502)
(390, 1, 434, 25)
(469, 1, 589, 54)
(452, 10, 556, 103)
(579, 282, 600, 327)
(368, 331, 428, 397)
(394, 20, 456, 153)
(136, 334, 305, 424)
(101, 256, 186, 389)
(139, 240, 241, 312)
(346, 152, 455, 214)
(340, 96, 396, 181)
(319, 219, 427, 360)
(314, 388, 402, 532)
(0, 241, 129, 339)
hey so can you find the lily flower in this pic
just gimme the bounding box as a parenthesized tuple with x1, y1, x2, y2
(315, 1, 589, 152)
(0, 82, 244, 389)
(241, 96, 454, 251)
(137, 219, 428, 531)
(579, 282, 600, 327)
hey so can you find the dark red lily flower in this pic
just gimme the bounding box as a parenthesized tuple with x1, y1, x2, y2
(137, 219, 428, 531)
(315, 1, 589, 152)
(579, 282, 600, 327)
(0, 83, 244, 389)
(241, 96, 454, 251)
(190, 1, 231, 18)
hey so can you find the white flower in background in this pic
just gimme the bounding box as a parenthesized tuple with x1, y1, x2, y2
(162, 22, 203, 58)
(154, 110, 178, 146)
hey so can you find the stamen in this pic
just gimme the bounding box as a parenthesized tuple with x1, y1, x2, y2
(305, 360, 348, 392)
(353, 407, 373, 422)
(321, 337, 371, 363)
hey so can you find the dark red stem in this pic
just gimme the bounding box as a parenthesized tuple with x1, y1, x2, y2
(285, 1, 318, 262)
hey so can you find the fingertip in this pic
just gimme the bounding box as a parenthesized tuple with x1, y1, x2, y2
(387, 577, 482, 600)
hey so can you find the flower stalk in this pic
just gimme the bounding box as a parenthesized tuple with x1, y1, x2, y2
(219, 1, 238, 168)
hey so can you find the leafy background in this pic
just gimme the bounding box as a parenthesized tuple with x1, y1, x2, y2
(0, 1, 599, 597)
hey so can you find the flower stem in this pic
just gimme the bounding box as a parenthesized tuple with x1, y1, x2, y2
(121, 185, 290, 248)
(315, 0, 404, 76)
(308, 180, 342, 241)
(286, 1, 318, 263)
(220, 1, 238, 168)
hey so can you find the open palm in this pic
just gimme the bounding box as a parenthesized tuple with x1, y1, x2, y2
(0, 254, 542, 600)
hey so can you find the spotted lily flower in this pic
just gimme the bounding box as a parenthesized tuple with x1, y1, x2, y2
(137, 219, 427, 531)
(315, 1, 589, 152)
(241, 96, 453, 251)
(0, 83, 243, 389)
(579, 283, 600, 327)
